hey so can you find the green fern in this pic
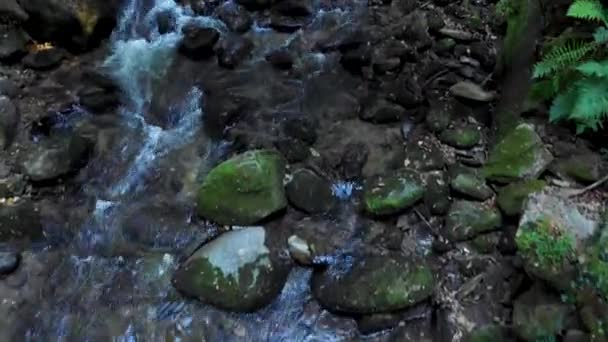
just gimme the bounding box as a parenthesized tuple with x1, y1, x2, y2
(567, 0, 608, 25)
(533, 0, 608, 132)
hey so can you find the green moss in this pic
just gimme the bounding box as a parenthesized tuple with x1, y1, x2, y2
(581, 232, 608, 300)
(445, 201, 503, 241)
(364, 171, 425, 216)
(483, 123, 551, 183)
(496, 179, 546, 216)
(197, 150, 286, 225)
(465, 324, 506, 342)
(451, 173, 493, 200)
(502, 0, 529, 66)
(516, 217, 576, 273)
(439, 126, 481, 149)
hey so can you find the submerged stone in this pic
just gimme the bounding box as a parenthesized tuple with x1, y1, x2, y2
(483, 123, 553, 183)
(172, 227, 290, 312)
(444, 201, 502, 241)
(496, 180, 545, 216)
(363, 170, 425, 216)
(197, 149, 287, 225)
(311, 254, 434, 314)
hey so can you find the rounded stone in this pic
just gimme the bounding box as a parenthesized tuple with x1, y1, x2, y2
(363, 171, 425, 216)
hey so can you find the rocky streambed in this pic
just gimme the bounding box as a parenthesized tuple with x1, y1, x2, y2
(1, 0, 608, 341)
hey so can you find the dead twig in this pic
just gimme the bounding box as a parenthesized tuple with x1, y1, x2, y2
(563, 174, 608, 198)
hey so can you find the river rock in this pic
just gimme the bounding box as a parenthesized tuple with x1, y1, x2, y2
(496, 180, 545, 216)
(286, 169, 336, 214)
(0, 251, 20, 275)
(234, 0, 276, 10)
(0, 27, 29, 62)
(363, 170, 425, 216)
(77, 86, 120, 114)
(512, 286, 571, 341)
(22, 48, 65, 70)
(360, 99, 406, 123)
(483, 123, 553, 183)
(0, 200, 43, 242)
(178, 23, 220, 60)
(19, 134, 90, 181)
(216, 35, 253, 68)
(444, 201, 502, 241)
(426, 100, 452, 132)
(450, 172, 493, 201)
(273, 0, 313, 16)
(197, 149, 287, 225)
(450, 81, 495, 102)
(215, 2, 252, 33)
(311, 254, 435, 314)
(439, 124, 481, 149)
(172, 227, 290, 312)
(17, 0, 120, 51)
(551, 153, 604, 184)
(269, 14, 307, 33)
(265, 48, 293, 70)
(0, 96, 19, 150)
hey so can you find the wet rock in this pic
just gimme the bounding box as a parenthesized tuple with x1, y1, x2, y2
(0, 200, 43, 242)
(19, 134, 90, 181)
(551, 153, 604, 184)
(312, 254, 435, 314)
(464, 324, 508, 342)
(0, 78, 18, 98)
(405, 141, 446, 171)
(363, 171, 425, 216)
(0, 175, 25, 198)
(340, 142, 368, 180)
(444, 201, 502, 241)
(234, 0, 275, 10)
(269, 14, 307, 33)
(450, 172, 493, 201)
(483, 123, 553, 183)
(0, 27, 29, 62)
(0, 251, 20, 275)
(496, 180, 545, 216)
(286, 169, 336, 214)
(435, 38, 456, 55)
(340, 46, 372, 72)
(77, 86, 120, 113)
(275, 137, 309, 163)
(578, 292, 608, 341)
(470, 41, 496, 71)
(156, 9, 176, 34)
(450, 82, 495, 102)
(424, 171, 450, 215)
(197, 150, 286, 225)
(0, 96, 19, 149)
(173, 227, 291, 312)
(360, 99, 406, 123)
(399, 11, 432, 50)
(469, 232, 501, 254)
(439, 28, 473, 41)
(178, 23, 220, 60)
(426, 100, 452, 132)
(273, 0, 313, 16)
(287, 235, 312, 265)
(217, 35, 253, 68)
(215, 2, 252, 33)
(0, 0, 29, 22)
(23, 48, 66, 70)
(512, 286, 571, 341)
(17, 0, 120, 51)
(439, 125, 481, 149)
(265, 48, 293, 70)
(282, 115, 317, 145)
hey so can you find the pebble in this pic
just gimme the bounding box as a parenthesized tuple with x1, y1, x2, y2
(439, 28, 474, 41)
(450, 81, 495, 102)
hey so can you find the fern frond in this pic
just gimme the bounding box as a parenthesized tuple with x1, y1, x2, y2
(567, 0, 608, 25)
(533, 41, 597, 78)
(593, 27, 608, 43)
(576, 60, 608, 77)
(550, 88, 577, 122)
(568, 77, 608, 130)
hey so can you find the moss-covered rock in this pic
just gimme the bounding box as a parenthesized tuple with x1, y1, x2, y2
(363, 171, 425, 216)
(496, 180, 545, 216)
(552, 153, 604, 184)
(577, 292, 608, 342)
(424, 171, 450, 215)
(439, 125, 481, 149)
(469, 232, 501, 254)
(444, 201, 502, 241)
(311, 254, 434, 314)
(464, 324, 507, 342)
(451, 172, 493, 201)
(172, 227, 290, 312)
(513, 286, 571, 341)
(581, 231, 608, 300)
(516, 216, 577, 291)
(197, 150, 287, 225)
(426, 100, 452, 132)
(482, 123, 553, 183)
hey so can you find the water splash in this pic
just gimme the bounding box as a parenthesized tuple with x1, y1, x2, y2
(331, 180, 360, 200)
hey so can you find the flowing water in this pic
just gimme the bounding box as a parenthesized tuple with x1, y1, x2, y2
(17, 0, 379, 340)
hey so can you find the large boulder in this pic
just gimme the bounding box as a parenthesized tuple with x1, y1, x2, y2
(172, 227, 290, 312)
(444, 201, 502, 241)
(363, 170, 425, 216)
(312, 254, 435, 314)
(483, 123, 553, 183)
(197, 150, 287, 225)
(17, 0, 120, 51)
